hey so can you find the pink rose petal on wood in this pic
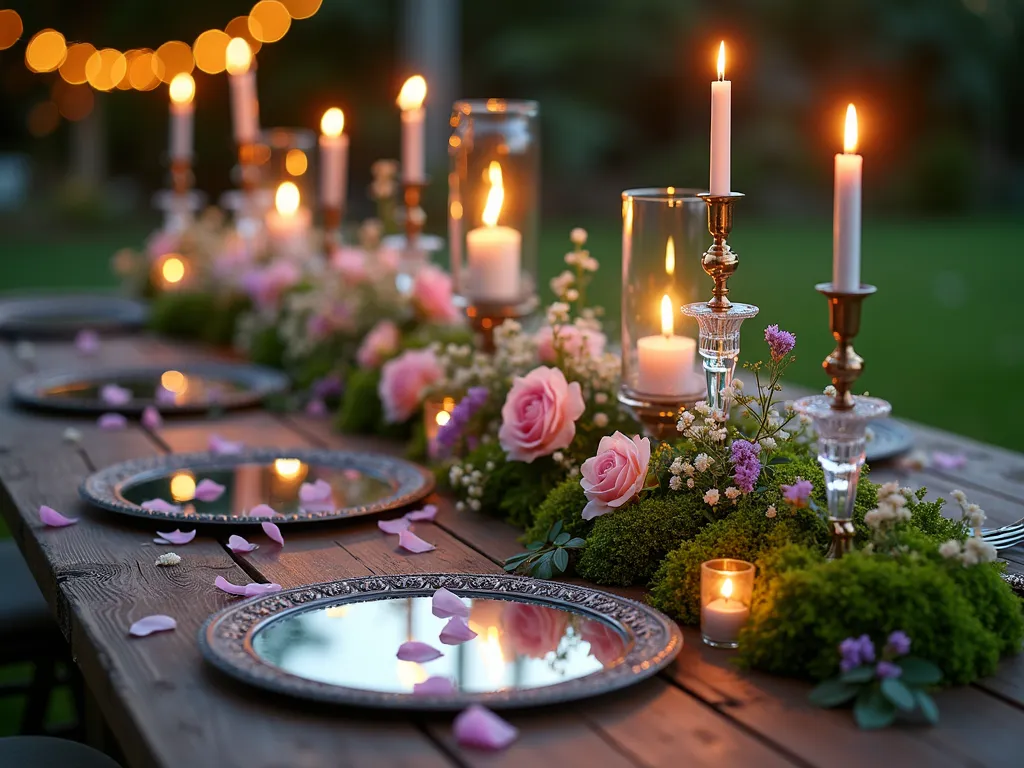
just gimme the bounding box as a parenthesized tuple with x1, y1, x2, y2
(141, 498, 181, 514)
(40, 505, 78, 527)
(396, 641, 443, 662)
(932, 451, 968, 471)
(244, 582, 282, 596)
(129, 615, 176, 637)
(141, 406, 162, 430)
(262, 521, 284, 546)
(75, 329, 100, 356)
(398, 529, 435, 553)
(439, 616, 478, 645)
(214, 576, 249, 595)
(453, 705, 519, 751)
(98, 413, 127, 430)
(194, 478, 226, 502)
(248, 504, 278, 518)
(101, 384, 132, 406)
(405, 504, 438, 522)
(209, 434, 244, 455)
(155, 529, 196, 545)
(378, 517, 412, 534)
(299, 478, 333, 503)
(432, 587, 469, 619)
(215, 576, 281, 597)
(227, 535, 258, 553)
(413, 676, 455, 695)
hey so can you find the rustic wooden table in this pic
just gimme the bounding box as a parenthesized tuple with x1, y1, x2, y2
(1, 333, 1022, 768)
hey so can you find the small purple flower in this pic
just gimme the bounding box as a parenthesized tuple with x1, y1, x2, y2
(875, 661, 902, 679)
(885, 630, 911, 657)
(305, 398, 328, 418)
(781, 478, 813, 507)
(764, 324, 796, 361)
(857, 634, 876, 664)
(730, 439, 762, 494)
(839, 637, 863, 672)
(312, 374, 344, 400)
(435, 388, 489, 454)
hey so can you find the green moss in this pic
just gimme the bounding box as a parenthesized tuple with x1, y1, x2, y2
(459, 442, 563, 529)
(248, 325, 286, 369)
(525, 478, 592, 544)
(149, 291, 248, 346)
(335, 367, 382, 434)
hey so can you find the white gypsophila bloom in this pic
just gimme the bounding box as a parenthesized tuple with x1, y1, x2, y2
(766, 505, 777, 518)
(449, 466, 463, 482)
(550, 270, 575, 296)
(593, 412, 609, 428)
(570, 227, 588, 245)
(823, 385, 837, 396)
(938, 540, 962, 559)
(568, 466, 580, 478)
(455, 501, 466, 512)
(566, 289, 580, 302)
(669, 476, 684, 491)
(966, 504, 986, 529)
(710, 427, 728, 442)
(669, 458, 684, 476)
(964, 536, 997, 564)
(760, 437, 778, 450)
(799, 414, 812, 425)
(469, 499, 481, 511)
(951, 489, 967, 506)
(485, 461, 495, 472)
(594, 392, 608, 405)
(687, 478, 695, 489)
(703, 488, 720, 506)
(720, 385, 736, 400)
(878, 482, 900, 499)
(579, 254, 599, 273)
(776, 430, 791, 441)
(155, 552, 181, 567)
(725, 487, 741, 501)
(693, 401, 710, 416)
(694, 453, 713, 472)
(682, 462, 695, 477)
(545, 302, 571, 325)
(733, 379, 743, 392)
(564, 251, 579, 267)
(884, 493, 907, 509)
(552, 451, 564, 463)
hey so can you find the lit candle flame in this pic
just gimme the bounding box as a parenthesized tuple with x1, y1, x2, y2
(169, 472, 196, 502)
(275, 181, 300, 217)
(660, 294, 673, 338)
(665, 236, 675, 276)
(843, 103, 858, 154)
(320, 107, 344, 137)
(717, 41, 726, 81)
(435, 410, 451, 427)
(225, 37, 253, 76)
(481, 161, 504, 227)
(161, 255, 185, 285)
(169, 73, 195, 105)
(273, 458, 303, 479)
(721, 577, 734, 600)
(397, 75, 427, 111)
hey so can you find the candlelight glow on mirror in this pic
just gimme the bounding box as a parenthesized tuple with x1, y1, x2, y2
(160, 370, 187, 394)
(225, 37, 253, 75)
(320, 107, 344, 137)
(481, 161, 505, 227)
(665, 236, 675, 276)
(273, 458, 303, 479)
(275, 181, 300, 216)
(721, 577, 734, 600)
(396, 75, 426, 110)
(161, 256, 186, 284)
(395, 660, 428, 687)
(168, 72, 194, 104)
(717, 41, 726, 81)
(843, 103, 858, 154)
(660, 294, 673, 337)
(169, 472, 196, 502)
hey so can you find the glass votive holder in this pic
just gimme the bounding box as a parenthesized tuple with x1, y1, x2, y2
(700, 558, 754, 649)
(260, 127, 317, 206)
(448, 99, 539, 315)
(619, 188, 708, 438)
(423, 395, 457, 460)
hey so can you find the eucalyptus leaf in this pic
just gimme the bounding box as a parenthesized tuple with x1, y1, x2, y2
(526, 541, 544, 551)
(503, 562, 521, 572)
(915, 690, 940, 725)
(839, 666, 875, 684)
(553, 547, 570, 573)
(549, 520, 564, 540)
(554, 532, 571, 546)
(897, 657, 942, 686)
(503, 553, 532, 566)
(854, 687, 896, 730)
(564, 537, 587, 549)
(534, 557, 553, 580)
(809, 679, 858, 708)
(880, 678, 916, 711)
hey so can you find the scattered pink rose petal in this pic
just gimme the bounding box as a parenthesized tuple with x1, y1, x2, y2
(40, 505, 78, 527)
(398, 529, 435, 553)
(405, 504, 438, 522)
(155, 529, 196, 545)
(244, 582, 282, 596)
(209, 434, 244, 455)
(413, 676, 455, 695)
(305, 398, 327, 417)
(194, 478, 226, 502)
(155, 385, 178, 406)
(100, 384, 132, 406)
(141, 406, 162, 430)
(342, 468, 362, 481)
(932, 451, 968, 471)
(248, 504, 278, 518)
(141, 499, 182, 514)
(378, 517, 412, 534)
(432, 587, 469, 619)
(227, 535, 258, 553)
(439, 616, 478, 646)
(214, 576, 249, 595)
(215, 576, 282, 597)
(396, 641, 443, 662)
(98, 413, 127, 430)
(75, 329, 99, 356)
(129, 615, 176, 637)
(453, 705, 519, 751)
(299, 479, 333, 503)
(262, 521, 284, 546)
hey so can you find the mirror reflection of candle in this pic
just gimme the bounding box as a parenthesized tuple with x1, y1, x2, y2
(465, 161, 522, 303)
(273, 458, 305, 480)
(169, 472, 196, 502)
(159, 254, 187, 289)
(636, 289, 695, 397)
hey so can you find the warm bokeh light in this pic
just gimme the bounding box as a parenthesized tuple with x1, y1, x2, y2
(435, 410, 451, 427)
(193, 29, 231, 74)
(0, 9, 22, 51)
(225, 37, 253, 75)
(169, 73, 195, 105)
(320, 107, 344, 137)
(161, 256, 186, 285)
(665, 236, 675, 276)
(273, 458, 304, 479)
(59, 42, 95, 85)
(225, 17, 262, 56)
(717, 40, 726, 80)
(129, 50, 161, 91)
(154, 40, 193, 83)
(52, 80, 94, 121)
(169, 473, 196, 502)
(481, 161, 504, 227)
(116, 50, 140, 90)
(26, 101, 59, 137)
(26, 29, 66, 73)
(449, 200, 463, 220)
(285, 149, 307, 176)
(281, 0, 323, 19)
(85, 48, 127, 92)
(844, 103, 858, 154)
(160, 370, 188, 394)
(660, 294, 674, 337)
(275, 181, 300, 216)
(250, 1, 291, 43)
(397, 75, 427, 110)
(721, 577, 734, 599)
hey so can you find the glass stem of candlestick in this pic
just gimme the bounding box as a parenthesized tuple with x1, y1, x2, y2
(682, 302, 759, 415)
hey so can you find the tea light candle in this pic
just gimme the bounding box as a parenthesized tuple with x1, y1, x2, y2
(701, 578, 750, 645)
(709, 41, 731, 196)
(225, 38, 259, 146)
(319, 107, 348, 211)
(397, 75, 427, 183)
(168, 73, 194, 161)
(466, 161, 521, 303)
(700, 558, 754, 649)
(833, 104, 862, 292)
(637, 294, 695, 396)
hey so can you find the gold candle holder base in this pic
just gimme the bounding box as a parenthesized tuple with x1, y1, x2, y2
(697, 191, 744, 311)
(170, 159, 193, 196)
(465, 295, 539, 353)
(816, 282, 876, 410)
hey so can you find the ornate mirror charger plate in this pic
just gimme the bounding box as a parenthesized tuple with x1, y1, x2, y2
(12, 362, 289, 415)
(865, 418, 914, 463)
(0, 293, 148, 338)
(80, 448, 434, 525)
(199, 574, 683, 710)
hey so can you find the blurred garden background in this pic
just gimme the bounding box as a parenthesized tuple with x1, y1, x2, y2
(1, 0, 1023, 448)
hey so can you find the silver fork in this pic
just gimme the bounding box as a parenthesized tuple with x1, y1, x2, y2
(981, 519, 1024, 551)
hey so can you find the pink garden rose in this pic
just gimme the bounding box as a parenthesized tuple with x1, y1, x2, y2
(145, 229, 179, 261)
(580, 619, 625, 666)
(534, 324, 607, 364)
(412, 264, 460, 324)
(498, 366, 585, 463)
(378, 348, 442, 423)
(357, 320, 400, 369)
(242, 260, 301, 312)
(580, 432, 651, 520)
(500, 602, 569, 660)
(331, 246, 370, 284)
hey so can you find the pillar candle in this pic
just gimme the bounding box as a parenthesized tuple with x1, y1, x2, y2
(637, 294, 696, 396)
(833, 104, 862, 291)
(225, 38, 259, 146)
(397, 75, 427, 183)
(319, 108, 348, 210)
(710, 41, 731, 196)
(168, 74, 194, 161)
(465, 161, 521, 303)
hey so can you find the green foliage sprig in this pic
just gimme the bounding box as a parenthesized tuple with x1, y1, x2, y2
(503, 520, 586, 579)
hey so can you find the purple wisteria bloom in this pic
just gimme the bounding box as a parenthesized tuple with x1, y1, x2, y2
(875, 661, 903, 679)
(781, 478, 813, 507)
(436, 387, 489, 453)
(764, 324, 796, 361)
(885, 630, 911, 657)
(730, 439, 762, 494)
(839, 634, 876, 672)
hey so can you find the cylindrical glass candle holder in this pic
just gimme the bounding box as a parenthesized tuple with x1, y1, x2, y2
(423, 395, 457, 460)
(260, 128, 317, 205)
(448, 100, 540, 316)
(700, 558, 754, 649)
(619, 188, 708, 438)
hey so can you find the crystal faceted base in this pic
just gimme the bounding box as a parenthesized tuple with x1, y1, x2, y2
(681, 302, 759, 414)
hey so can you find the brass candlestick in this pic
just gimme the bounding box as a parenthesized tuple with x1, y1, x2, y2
(696, 191, 744, 310)
(403, 181, 428, 247)
(816, 282, 876, 410)
(237, 142, 261, 195)
(465, 296, 539, 353)
(323, 205, 343, 253)
(170, 158, 193, 196)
